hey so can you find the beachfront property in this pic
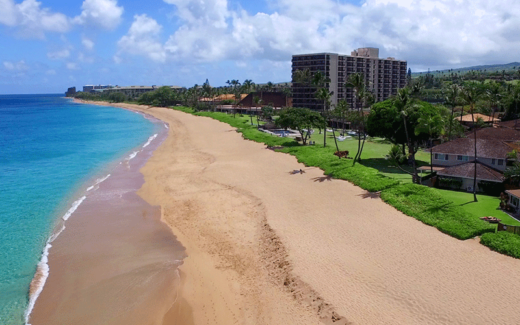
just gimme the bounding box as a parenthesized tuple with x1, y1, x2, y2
(238, 92, 291, 108)
(430, 127, 520, 192)
(291, 48, 407, 111)
(83, 85, 113, 93)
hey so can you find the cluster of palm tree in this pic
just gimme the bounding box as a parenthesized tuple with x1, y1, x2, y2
(293, 68, 376, 164)
(173, 79, 292, 111)
(440, 81, 516, 202)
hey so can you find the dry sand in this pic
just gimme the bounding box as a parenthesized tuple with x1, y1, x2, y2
(78, 100, 520, 325)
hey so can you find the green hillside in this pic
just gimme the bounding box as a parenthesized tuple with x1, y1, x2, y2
(413, 62, 520, 77)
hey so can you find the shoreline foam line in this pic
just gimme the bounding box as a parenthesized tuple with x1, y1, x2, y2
(142, 134, 158, 149)
(25, 195, 86, 325)
(87, 174, 111, 191)
(24, 105, 166, 324)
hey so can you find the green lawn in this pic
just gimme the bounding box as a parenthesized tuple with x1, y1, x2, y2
(306, 130, 430, 183)
(436, 189, 520, 226)
(169, 107, 520, 257)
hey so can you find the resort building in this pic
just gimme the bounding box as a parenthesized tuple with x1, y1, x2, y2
(291, 48, 407, 111)
(83, 85, 113, 93)
(430, 128, 520, 193)
(238, 92, 291, 108)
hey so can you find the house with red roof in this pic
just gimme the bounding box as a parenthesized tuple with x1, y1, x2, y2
(430, 128, 520, 193)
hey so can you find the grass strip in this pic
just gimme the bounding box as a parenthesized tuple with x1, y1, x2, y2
(169, 106, 518, 257)
(480, 231, 520, 258)
(381, 184, 495, 239)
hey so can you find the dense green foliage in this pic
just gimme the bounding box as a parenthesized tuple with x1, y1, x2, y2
(367, 98, 444, 145)
(481, 231, 520, 258)
(74, 90, 128, 103)
(168, 106, 520, 258)
(138, 86, 180, 107)
(276, 107, 325, 144)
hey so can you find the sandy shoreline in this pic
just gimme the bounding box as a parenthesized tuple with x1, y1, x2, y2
(73, 100, 520, 325)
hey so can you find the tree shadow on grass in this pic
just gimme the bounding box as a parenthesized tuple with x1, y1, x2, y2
(360, 158, 430, 176)
(312, 175, 333, 182)
(358, 191, 381, 199)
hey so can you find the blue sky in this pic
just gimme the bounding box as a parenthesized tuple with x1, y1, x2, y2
(1, 0, 519, 94)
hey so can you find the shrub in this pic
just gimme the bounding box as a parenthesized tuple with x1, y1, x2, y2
(481, 232, 520, 259)
(437, 176, 463, 189)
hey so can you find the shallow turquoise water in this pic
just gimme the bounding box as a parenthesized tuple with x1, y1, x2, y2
(0, 95, 158, 324)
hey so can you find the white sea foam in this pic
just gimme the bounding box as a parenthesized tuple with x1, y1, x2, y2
(126, 151, 139, 161)
(142, 134, 158, 148)
(62, 196, 87, 221)
(24, 242, 51, 325)
(25, 196, 86, 324)
(87, 174, 111, 192)
(165, 124, 169, 129)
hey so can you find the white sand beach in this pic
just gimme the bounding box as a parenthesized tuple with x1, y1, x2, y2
(74, 100, 520, 325)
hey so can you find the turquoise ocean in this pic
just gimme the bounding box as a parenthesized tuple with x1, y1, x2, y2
(0, 94, 159, 324)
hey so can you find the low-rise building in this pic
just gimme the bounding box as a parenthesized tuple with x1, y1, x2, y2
(456, 113, 500, 128)
(83, 85, 112, 93)
(430, 128, 520, 193)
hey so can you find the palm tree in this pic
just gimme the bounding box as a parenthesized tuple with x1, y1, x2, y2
(345, 73, 366, 165)
(415, 114, 445, 174)
(444, 84, 461, 140)
(486, 81, 502, 123)
(332, 99, 350, 135)
(460, 83, 482, 202)
(312, 71, 331, 147)
(242, 79, 254, 93)
(394, 88, 419, 182)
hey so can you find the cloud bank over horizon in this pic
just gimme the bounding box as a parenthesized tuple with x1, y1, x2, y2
(1, 0, 520, 93)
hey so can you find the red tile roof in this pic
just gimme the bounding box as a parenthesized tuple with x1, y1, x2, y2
(456, 113, 499, 123)
(437, 162, 504, 182)
(432, 128, 520, 159)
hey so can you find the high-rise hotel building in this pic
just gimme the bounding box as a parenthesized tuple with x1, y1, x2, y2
(291, 48, 407, 110)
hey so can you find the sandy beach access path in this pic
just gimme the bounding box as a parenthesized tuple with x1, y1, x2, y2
(78, 100, 520, 325)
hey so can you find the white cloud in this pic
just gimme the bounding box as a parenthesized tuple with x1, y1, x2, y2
(46, 69, 56, 75)
(47, 49, 70, 60)
(0, 0, 70, 37)
(74, 0, 123, 30)
(112, 0, 520, 71)
(66, 62, 79, 70)
(3, 60, 28, 71)
(116, 14, 166, 62)
(82, 37, 94, 50)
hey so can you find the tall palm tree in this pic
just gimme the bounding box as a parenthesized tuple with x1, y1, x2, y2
(415, 114, 445, 174)
(242, 79, 254, 93)
(460, 83, 482, 202)
(312, 71, 331, 147)
(345, 73, 366, 165)
(444, 84, 461, 140)
(394, 88, 419, 182)
(486, 81, 502, 124)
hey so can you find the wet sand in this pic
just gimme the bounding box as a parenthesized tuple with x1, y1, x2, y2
(29, 108, 186, 324)
(42, 100, 520, 325)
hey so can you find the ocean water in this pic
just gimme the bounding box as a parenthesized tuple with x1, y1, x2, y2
(0, 94, 159, 324)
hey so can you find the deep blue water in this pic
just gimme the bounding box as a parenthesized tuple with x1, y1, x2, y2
(0, 95, 158, 324)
